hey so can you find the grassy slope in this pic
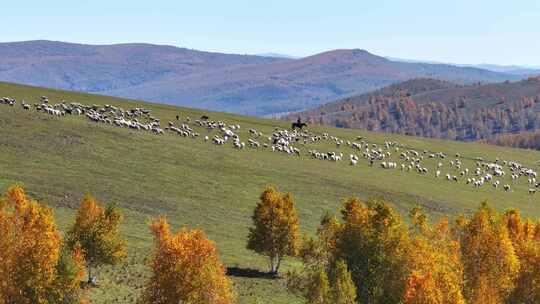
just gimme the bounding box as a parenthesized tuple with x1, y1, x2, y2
(1, 81, 540, 303)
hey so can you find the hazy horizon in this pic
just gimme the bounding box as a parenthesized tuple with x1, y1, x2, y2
(3, 39, 540, 70)
(2, 0, 540, 66)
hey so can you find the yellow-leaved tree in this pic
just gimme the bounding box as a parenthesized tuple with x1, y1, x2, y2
(51, 243, 88, 303)
(288, 213, 356, 304)
(403, 208, 465, 304)
(458, 202, 519, 304)
(331, 259, 357, 304)
(335, 198, 410, 304)
(503, 209, 540, 303)
(247, 186, 300, 274)
(139, 217, 235, 304)
(0, 185, 86, 304)
(66, 194, 126, 282)
(306, 268, 332, 304)
(292, 198, 408, 304)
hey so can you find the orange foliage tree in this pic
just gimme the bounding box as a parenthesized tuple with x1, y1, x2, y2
(67, 194, 126, 281)
(403, 208, 465, 304)
(140, 217, 235, 304)
(0, 185, 86, 304)
(457, 202, 520, 304)
(247, 186, 300, 274)
(287, 194, 540, 303)
(503, 209, 540, 303)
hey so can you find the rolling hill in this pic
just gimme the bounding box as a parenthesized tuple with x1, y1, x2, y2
(387, 57, 540, 76)
(471, 64, 540, 76)
(0, 40, 522, 116)
(1, 81, 539, 303)
(290, 77, 540, 142)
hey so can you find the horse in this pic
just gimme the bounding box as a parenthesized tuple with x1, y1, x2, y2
(291, 122, 307, 130)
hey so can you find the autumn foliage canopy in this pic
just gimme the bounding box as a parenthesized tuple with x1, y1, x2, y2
(140, 217, 235, 304)
(0, 186, 86, 304)
(247, 185, 300, 274)
(7, 184, 540, 304)
(290, 196, 540, 304)
(66, 194, 126, 278)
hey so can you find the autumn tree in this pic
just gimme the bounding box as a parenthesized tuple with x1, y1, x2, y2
(331, 260, 357, 304)
(247, 186, 300, 274)
(502, 209, 540, 303)
(403, 209, 465, 304)
(287, 263, 355, 304)
(295, 198, 410, 303)
(334, 198, 410, 304)
(50, 243, 88, 303)
(508, 241, 540, 303)
(298, 213, 342, 269)
(140, 217, 235, 304)
(457, 202, 519, 303)
(66, 194, 126, 282)
(0, 185, 86, 304)
(306, 268, 332, 304)
(288, 217, 355, 304)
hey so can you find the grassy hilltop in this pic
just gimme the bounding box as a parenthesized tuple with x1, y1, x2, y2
(1, 81, 539, 303)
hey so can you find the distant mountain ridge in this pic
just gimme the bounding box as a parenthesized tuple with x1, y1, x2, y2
(387, 57, 540, 76)
(255, 53, 299, 59)
(0, 40, 284, 92)
(0, 40, 523, 116)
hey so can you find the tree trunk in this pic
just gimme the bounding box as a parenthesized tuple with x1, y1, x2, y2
(269, 256, 276, 274)
(275, 256, 282, 275)
(88, 263, 97, 285)
(268, 255, 281, 275)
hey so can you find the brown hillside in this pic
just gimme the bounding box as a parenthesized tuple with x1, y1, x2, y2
(0, 41, 521, 116)
(290, 78, 540, 141)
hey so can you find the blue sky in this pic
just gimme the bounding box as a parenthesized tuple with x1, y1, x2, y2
(2, 0, 540, 66)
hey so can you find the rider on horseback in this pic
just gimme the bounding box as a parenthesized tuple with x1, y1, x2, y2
(292, 117, 307, 130)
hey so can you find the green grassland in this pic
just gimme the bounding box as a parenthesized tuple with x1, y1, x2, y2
(1, 81, 539, 303)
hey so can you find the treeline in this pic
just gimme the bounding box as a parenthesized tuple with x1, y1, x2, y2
(0, 186, 234, 304)
(483, 131, 540, 150)
(0, 187, 127, 304)
(244, 186, 540, 304)
(5, 185, 540, 303)
(306, 92, 540, 142)
(281, 188, 540, 304)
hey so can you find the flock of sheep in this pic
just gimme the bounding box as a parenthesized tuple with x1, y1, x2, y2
(308, 135, 539, 195)
(1, 95, 539, 196)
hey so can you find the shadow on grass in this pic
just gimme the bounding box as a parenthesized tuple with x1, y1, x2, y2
(226, 266, 278, 279)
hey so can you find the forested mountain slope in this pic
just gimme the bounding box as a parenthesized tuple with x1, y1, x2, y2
(291, 77, 540, 141)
